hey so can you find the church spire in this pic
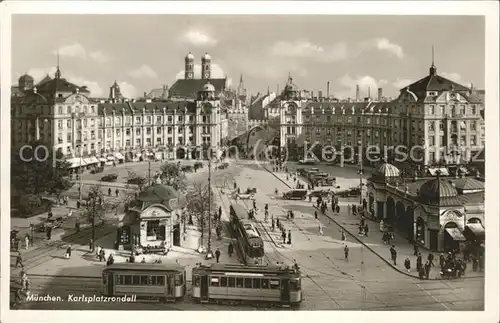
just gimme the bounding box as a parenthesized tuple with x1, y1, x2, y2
(55, 50, 61, 79)
(429, 45, 437, 76)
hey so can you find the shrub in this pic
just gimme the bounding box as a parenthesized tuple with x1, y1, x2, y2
(19, 194, 42, 215)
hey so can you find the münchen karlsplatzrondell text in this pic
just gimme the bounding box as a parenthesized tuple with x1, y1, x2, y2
(26, 294, 137, 303)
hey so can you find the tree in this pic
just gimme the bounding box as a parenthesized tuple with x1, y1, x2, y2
(126, 170, 148, 191)
(160, 162, 187, 191)
(11, 141, 73, 197)
(185, 181, 215, 230)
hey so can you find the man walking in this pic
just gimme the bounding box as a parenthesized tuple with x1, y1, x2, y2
(282, 230, 286, 244)
(344, 245, 349, 261)
(424, 260, 431, 280)
(287, 230, 292, 244)
(15, 252, 23, 268)
(390, 245, 397, 265)
(404, 257, 411, 273)
(215, 248, 221, 263)
(416, 253, 423, 272)
(108, 188, 112, 196)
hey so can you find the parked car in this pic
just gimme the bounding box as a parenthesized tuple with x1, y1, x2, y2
(218, 162, 230, 169)
(298, 158, 317, 165)
(101, 174, 118, 182)
(282, 189, 308, 200)
(308, 189, 332, 199)
(181, 165, 193, 173)
(338, 187, 361, 197)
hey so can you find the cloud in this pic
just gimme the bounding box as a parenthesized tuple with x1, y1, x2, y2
(182, 30, 217, 47)
(89, 51, 109, 63)
(360, 38, 404, 59)
(26, 67, 57, 82)
(52, 43, 108, 62)
(128, 65, 158, 79)
(117, 81, 137, 98)
(392, 78, 413, 89)
(337, 74, 388, 99)
(270, 40, 348, 62)
(67, 76, 104, 97)
(175, 63, 226, 80)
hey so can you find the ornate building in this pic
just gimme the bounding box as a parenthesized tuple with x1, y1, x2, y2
(367, 162, 484, 252)
(274, 60, 485, 168)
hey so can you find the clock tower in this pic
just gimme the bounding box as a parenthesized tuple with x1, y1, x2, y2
(201, 52, 211, 80)
(185, 52, 195, 80)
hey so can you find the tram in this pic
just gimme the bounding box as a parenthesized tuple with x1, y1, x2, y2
(229, 203, 264, 265)
(101, 263, 186, 302)
(191, 263, 302, 307)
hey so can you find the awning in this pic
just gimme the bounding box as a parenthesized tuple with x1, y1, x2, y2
(445, 228, 466, 241)
(466, 223, 485, 235)
(99, 158, 107, 162)
(107, 156, 115, 161)
(114, 152, 125, 160)
(67, 158, 87, 169)
(135, 153, 142, 157)
(84, 157, 99, 164)
(428, 167, 449, 176)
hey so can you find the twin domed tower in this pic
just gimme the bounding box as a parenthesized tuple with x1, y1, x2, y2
(184, 52, 211, 80)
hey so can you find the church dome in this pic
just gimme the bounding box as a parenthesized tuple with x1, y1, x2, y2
(202, 52, 211, 61)
(185, 52, 195, 62)
(202, 81, 215, 92)
(419, 178, 458, 200)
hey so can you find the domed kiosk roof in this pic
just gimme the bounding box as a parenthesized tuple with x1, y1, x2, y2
(136, 184, 186, 211)
(370, 162, 400, 183)
(202, 81, 216, 92)
(417, 178, 461, 206)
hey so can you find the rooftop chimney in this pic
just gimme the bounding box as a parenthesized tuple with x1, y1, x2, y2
(356, 85, 360, 101)
(319, 90, 323, 101)
(378, 88, 383, 101)
(327, 81, 330, 99)
(143, 92, 147, 99)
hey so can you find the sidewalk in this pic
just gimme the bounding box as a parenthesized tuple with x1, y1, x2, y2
(266, 167, 484, 280)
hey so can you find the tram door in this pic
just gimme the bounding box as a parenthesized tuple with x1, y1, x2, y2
(200, 275, 209, 302)
(280, 278, 290, 303)
(167, 274, 175, 297)
(107, 273, 114, 295)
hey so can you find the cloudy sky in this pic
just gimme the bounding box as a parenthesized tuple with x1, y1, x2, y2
(12, 15, 484, 99)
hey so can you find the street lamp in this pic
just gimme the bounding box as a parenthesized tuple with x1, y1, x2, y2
(357, 140, 363, 206)
(204, 143, 214, 260)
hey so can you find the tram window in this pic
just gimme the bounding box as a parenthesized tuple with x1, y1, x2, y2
(290, 279, 301, 291)
(270, 279, 280, 289)
(253, 278, 261, 289)
(140, 276, 148, 285)
(132, 276, 140, 285)
(194, 276, 200, 287)
(211, 277, 220, 287)
(175, 274, 183, 286)
(228, 277, 235, 287)
(102, 274, 107, 284)
(147, 276, 153, 285)
(261, 279, 269, 289)
(221, 277, 228, 287)
(124, 275, 132, 285)
(157, 276, 165, 286)
(244, 278, 252, 288)
(236, 278, 243, 288)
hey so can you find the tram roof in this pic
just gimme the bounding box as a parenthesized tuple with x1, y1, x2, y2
(103, 262, 185, 273)
(193, 263, 298, 275)
(230, 203, 248, 220)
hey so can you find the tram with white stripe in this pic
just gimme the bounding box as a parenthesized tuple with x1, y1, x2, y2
(191, 263, 302, 307)
(229, 203, 264, 265)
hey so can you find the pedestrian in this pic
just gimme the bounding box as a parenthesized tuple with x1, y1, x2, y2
(15, 252, 23, 268)
(276, 218, 280, 229)
(341, 230, 346, 241)
(218, 206, 222, 220)
(75, 218, 80, 232)
(115, 189, 119, 197)
(215, 248, 221, 263)
(76, 200, 81, 209)
(48, 209, 53, 219)
(364, 224, 369, 237)
(418, 266, 425, 280)
(99, 248, 105, 262)
(271, 217, 275, 231)
(282, 230, 286, 244)
(108, 188, 112, 196)
(344, 245, 349, 260)
(24, 234, 30, 250)
(416, 253, 422, 272)
(404, 257, 411, 272)
(347, 205, 351, 216)
(427, 253, 435, 267)
(46, 226, 52, 240)
(439, 253, 445, 269)
(107, 254, 115, 266)
(67, 209, 72, 218)
(390, 245, 397, 265)
(413, 244, 419, 256)
(89, 239, 93, 251)
(336, 205, 340, 214)
(141, 257, 146, 263)
(319, 224, 324, 236)
(314, 210, 318, 220)
(424, 261, 431, 279)
(228, 242, 233, 257)
(287, 230, 292, 244)
(66, 245, 72, 259)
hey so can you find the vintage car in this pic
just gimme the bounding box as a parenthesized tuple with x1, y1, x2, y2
(307, 189, 332, 199)
(101, 174, 118, 182)
(282, 189, 308, 200)
(337, 187, 361, 198)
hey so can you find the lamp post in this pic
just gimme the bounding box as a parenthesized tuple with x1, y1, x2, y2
(79, 146, 84, 201)
(358, 140, 363, 206)
(205, 143, 214, 259)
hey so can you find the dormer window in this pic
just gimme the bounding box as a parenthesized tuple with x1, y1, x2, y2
(427, 91, 437, 96)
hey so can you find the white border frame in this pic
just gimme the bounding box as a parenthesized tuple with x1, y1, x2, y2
(1, 2, 499, 323)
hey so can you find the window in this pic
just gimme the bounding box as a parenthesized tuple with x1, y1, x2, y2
(244, 278, 252, 288)
(428, 122, 435, 131)
(471, 122, 477, 130)
(450, 106, 456, 117)
(236, 278, 243, 288)
(439, 121, 444, 131)
(228, 277, 235, 288)
(178, 127, 183, 134)
(194, 276, 200, 287)
(132, 276, 140, 285)
(115, 117, 121, 125)
(221, 277, 228, 287)
(470, 135, 477, 146)
(175, 274, 183, 286)
(366, 118, 371, 125)
(136, 129, 141, 135)
(252, 278, 261, 289)
(146, 128, 151, 135)
(167, 116, 173, 123)
(168, 127, 172, 134)
(429, 136, 435, 146)
(126, 129, 131, 136)
(157, 127, 162, 135)
(471, 105, 477, 115)
(178, 116, 183, 123)
(439, 105, 445, 115)
(261, 279, 269, 289)
(270, 279, 280, 289)
(156, 116, 162, 124)
(347, 117, 352, 124)
(140, 276, 148, 285)
(146, 220, 160, 238)
(135, 117, 141, 125)
(67, 107, 72, 114)
(290, 279, 301, 291)
(429, 105, 435, 115)
(440, 135, 444, 146)
(124, 275, 132, 285)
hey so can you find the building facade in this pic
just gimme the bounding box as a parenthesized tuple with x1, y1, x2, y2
(272, 62, 485, 168)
